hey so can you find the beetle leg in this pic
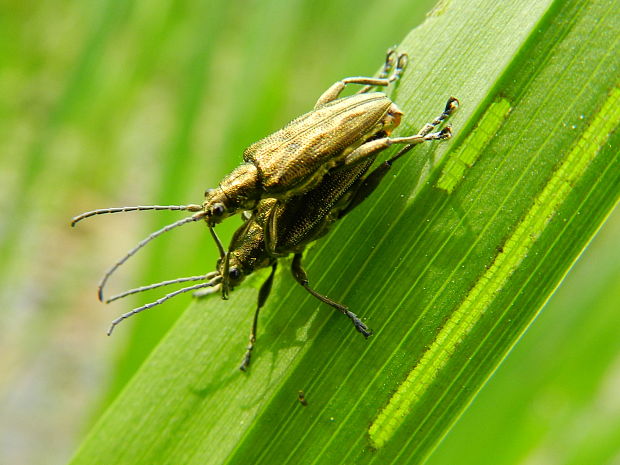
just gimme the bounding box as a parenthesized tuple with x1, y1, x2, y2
(193, 282, 221, 298)
(264, 201, 280, 256)
(379, 48, 398, 79)
(357, 49, 408, 94)
(343, 97, 458, 167)
(315, 78, 391, 109)
(240, 262, 277, 371)
(291, 253, 372, 337)
(209, 225, 226, 260)
(418, 97, 459, 136)
(342, 129, 445, 167)
(355, 48, 397, 94)
(314, 52, 408, 109)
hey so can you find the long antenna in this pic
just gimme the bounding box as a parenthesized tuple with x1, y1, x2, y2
(97, 212, 205, 301)
(107, 276, 222, 335)
(71, 204, 203, 227)
(105, 271, 218, 303)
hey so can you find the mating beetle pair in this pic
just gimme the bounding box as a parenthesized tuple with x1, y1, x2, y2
(72, 50, 458, 370)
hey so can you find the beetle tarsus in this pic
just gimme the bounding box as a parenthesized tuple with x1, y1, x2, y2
(389, 53, 408, 83)
(290, 252, 372, 336)
(347, 310, 373, 338)
(380, 48, 398, 78)
(239, 343, 254, 372)
(445, 96, 459, 113)
(357, 48, 405, 93)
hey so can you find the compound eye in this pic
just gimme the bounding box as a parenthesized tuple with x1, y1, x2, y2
(204, 188, 215, 197)
(229, 267, 241, 281)
(212, 203, 225, 217)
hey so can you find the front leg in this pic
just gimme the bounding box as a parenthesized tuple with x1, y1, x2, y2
(291, 253, 371, 337)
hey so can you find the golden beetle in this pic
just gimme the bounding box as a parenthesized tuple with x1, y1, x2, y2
(101, 96, 458, 370)
(71, 50, 451, 304)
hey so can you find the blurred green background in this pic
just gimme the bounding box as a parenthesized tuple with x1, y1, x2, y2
(0, 0, 617, 464)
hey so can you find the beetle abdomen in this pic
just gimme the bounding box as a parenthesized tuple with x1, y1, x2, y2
(244, 93, 392, 196)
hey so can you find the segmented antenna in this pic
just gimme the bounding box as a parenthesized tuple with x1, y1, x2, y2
(97, 212, 206, 301)
(71, 204, 203, 227)
(106, 271, 218, 303)
(107, 276, 222, 335)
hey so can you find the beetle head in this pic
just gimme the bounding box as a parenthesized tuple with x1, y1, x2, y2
(203, 164, 260, 225)
(226, 264, 245, 288)
(223, 253, 246, 285)
(203, 188, 230, 225)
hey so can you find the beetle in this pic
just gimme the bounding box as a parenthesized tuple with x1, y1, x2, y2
(103, 96, 458, 370)
(70, 50, 445, 302)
